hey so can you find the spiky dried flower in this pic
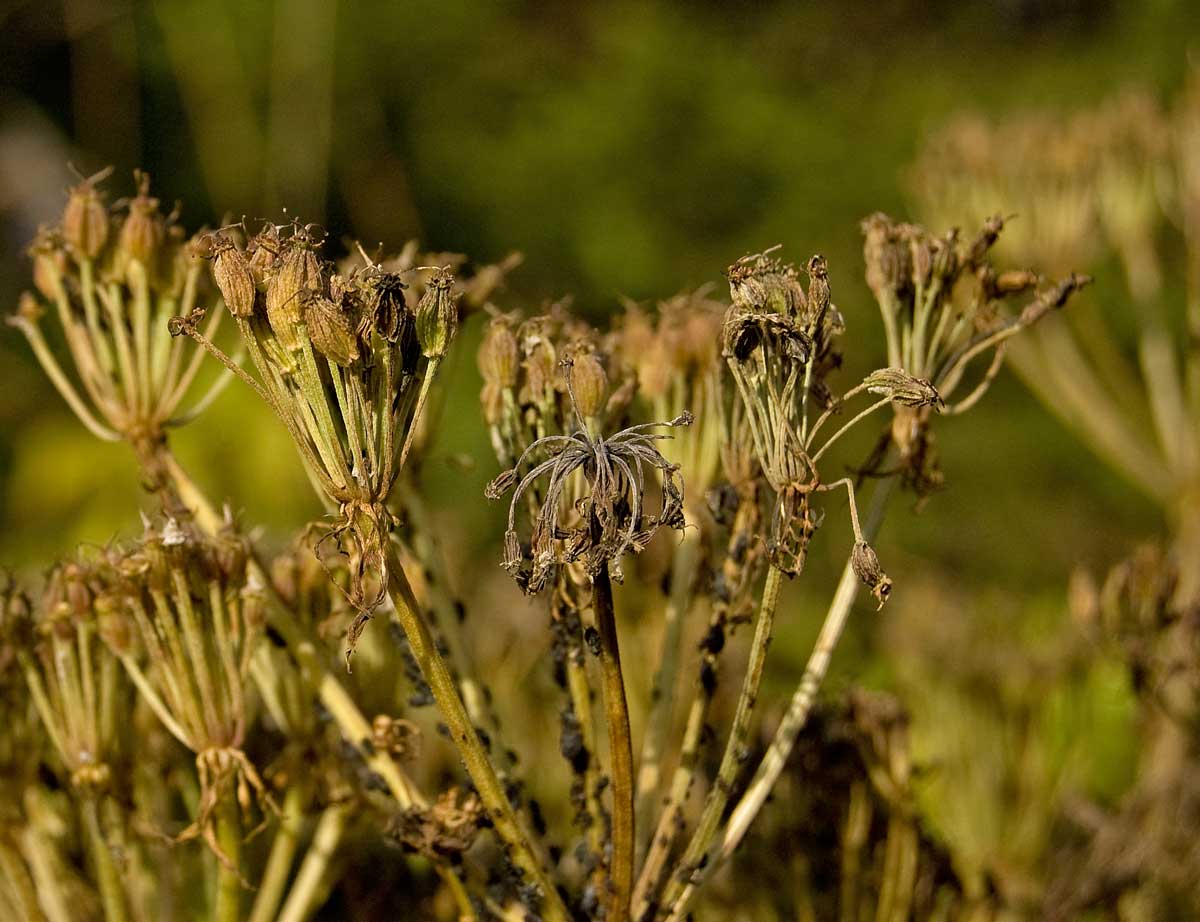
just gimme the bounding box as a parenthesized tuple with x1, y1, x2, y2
(486, 360, 691, 592)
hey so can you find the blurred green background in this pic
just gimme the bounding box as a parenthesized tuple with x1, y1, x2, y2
(1, 0, 1197, 868)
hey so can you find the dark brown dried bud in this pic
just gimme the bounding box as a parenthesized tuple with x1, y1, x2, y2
(567, 352, 608, 420)
(416, 268, 458, 359)
(360, 271, 408, 342)
(727, 249, 804, 316)
(863, 367, 944, 410)
(478, 319, 519, 388)
(851, 541, 892, 609)
(965, 214, 1005, 269)
(302, 293, 359, 366)
(62, 167, 112, 259)
(118, 171, 165, 278)
(266, 236, 323, 351)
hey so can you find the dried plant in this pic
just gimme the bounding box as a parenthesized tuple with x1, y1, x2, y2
(910, 73, 1200, 920)
(3, 160, 1091, 922)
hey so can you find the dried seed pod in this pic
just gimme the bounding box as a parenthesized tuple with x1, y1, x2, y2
(416, 268, 458, 359)
(118, 170, 166, 277)
(363, 271, 408, 342)
(861, 212, 909, 299)
(266, 232, 323, 351)
(727, 248, 805, 316)
(851, 540, 892, 608)
(566, 351, 608, 420)
(248, 222, 282, 287)
(478, 318, 519, 388)
(200, 233, 256, 318)
(863, 367, 944, 410)
(302, 292, 359, 366)
(62, 167, 112, 259)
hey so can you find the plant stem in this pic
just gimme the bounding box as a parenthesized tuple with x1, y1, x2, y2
(658, 563, 783, 921)
(0, 837, 46, 922)
(593, 566, 634, 922)
(248, 786, 305, 922)
(82, 796, 129, 922)
(214, 798, 242, 922)
(156, 446, 424, 809)
(714, 474, 897, 881)
(634, 525, 700, 857)
(384, 547, 567, 922)
(276, 804, 350, 922)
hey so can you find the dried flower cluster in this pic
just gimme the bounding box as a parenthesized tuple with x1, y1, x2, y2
(9, 170, 228, 488)
(2, 160, 1092, 922)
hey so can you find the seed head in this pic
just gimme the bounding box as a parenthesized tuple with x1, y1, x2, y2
(62, 166, 113, 259)
(266, 229, 324, 351)
(118, 170, 166, 279)
(863, 367, 945, 410)
(851, 541, 892, 609)
(478, 317, 519, 388)
(416, 267, 459, 359)
(199, 232, 257, 318)
(302, 291, 359, 367)
(565, 350, 608, 421)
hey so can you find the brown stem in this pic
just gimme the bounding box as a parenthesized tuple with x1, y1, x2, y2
(593, 565, 634, 922)
(384, 547, 567, 922)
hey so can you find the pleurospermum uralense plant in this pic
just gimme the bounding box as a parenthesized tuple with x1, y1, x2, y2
(3, 166, 1088, 922)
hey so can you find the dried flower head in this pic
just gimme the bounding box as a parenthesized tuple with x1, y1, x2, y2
(10, 170, 230, 470)
(486, 359, 691, 592)
(96, 513, 273, 868)
(858, 212, 1089, 499)
(18, 559, 130, 794)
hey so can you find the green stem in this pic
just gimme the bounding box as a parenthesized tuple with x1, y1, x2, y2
(82, 797, 128, 922)
(214, 799, 242, 922)
(247, 786, 305, 922)
(0, 837, 47, 922)
(593, 566, 634, 922)
(634, 525, 700, 857)
(681, 473, 897, 917)
(276, 804, 350, 922)
(658, 563, 783, 919)
(384, 548, 567, 922)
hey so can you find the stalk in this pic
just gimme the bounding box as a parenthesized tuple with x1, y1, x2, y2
(81, 796, 129, 922)
(247, 786, 305, 922)
(657, 562, 783, 920)
(593, 566, 634, 922)
(634, 524, 700, 855)
(716, 473, 897, 870)
(384, 546, 567, 922)
(213, 798, 242, 922)
(0, 838, 46, 922)
(276, 804, 350, 922)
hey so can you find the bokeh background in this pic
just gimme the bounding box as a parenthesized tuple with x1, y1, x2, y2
(2, 0, 1199, 909)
